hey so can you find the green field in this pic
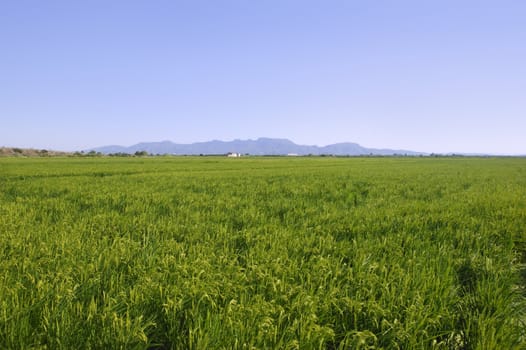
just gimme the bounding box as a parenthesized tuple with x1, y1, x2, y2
(0, 157, 524, 349)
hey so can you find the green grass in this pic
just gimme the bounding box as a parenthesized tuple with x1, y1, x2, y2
(0, 157, 525, 349)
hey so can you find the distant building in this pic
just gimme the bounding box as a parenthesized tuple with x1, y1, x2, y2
(287, 153, 299, 156)
(227, 152, 241, 157)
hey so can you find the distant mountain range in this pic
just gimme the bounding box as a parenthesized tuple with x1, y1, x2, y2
(89, 138, 425, 156)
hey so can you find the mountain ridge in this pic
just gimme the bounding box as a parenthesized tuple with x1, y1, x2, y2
(89, 138, 425, 156)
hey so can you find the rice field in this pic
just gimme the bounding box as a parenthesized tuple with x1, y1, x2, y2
(0, 156, 524, 349)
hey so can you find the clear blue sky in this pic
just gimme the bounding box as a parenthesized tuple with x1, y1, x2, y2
(1, 1, 525, 154)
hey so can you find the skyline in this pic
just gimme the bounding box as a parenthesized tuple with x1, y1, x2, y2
(1, 1, 525, 155)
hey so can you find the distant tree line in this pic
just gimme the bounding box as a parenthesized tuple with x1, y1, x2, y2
(71, 150, 151, 157)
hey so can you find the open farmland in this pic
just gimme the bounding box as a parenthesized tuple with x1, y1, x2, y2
(0, 157, 524, 349)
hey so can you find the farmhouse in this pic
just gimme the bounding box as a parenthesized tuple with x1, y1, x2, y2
(227, 152, 241, 157)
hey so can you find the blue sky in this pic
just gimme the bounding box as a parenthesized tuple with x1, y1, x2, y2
(1, 1, 525, 154)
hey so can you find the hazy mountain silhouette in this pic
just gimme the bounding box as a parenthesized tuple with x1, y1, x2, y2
(89, 138, 424, 156)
